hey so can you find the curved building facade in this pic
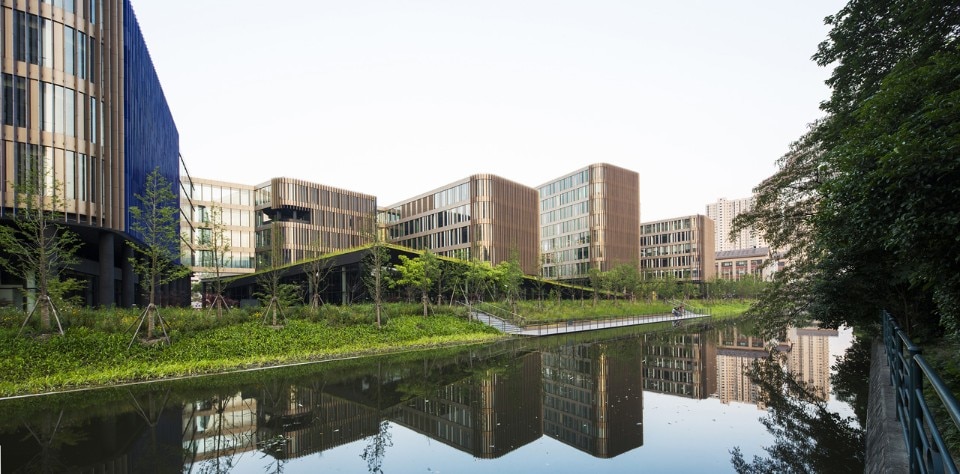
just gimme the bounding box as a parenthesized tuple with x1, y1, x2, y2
(0, 0, 180, 307)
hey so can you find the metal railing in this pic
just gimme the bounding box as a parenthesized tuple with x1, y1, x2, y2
(883, 310, 960, 474)
(467, 301, 711, 336)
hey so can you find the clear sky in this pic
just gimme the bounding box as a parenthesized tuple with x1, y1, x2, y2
(132, 0, 843, 221)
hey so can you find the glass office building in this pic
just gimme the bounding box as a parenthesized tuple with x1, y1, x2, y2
(0, 0, 181, 307)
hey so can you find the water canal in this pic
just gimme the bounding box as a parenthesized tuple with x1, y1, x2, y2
(0, 320, 863, 473)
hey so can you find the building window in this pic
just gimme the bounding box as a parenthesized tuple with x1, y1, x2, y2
(2, 74, 28, 127)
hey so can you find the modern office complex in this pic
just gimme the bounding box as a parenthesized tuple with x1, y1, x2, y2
(705, 196, 767, 252)
(383, 174, 539, 274)
(254, 177, 377, 267)
(179, 176, 255, 277)
(639, 214, 716, 281)
(538, 163, 639, 281)
(715, 247, 770, 281)
(0, 0, 181, 307)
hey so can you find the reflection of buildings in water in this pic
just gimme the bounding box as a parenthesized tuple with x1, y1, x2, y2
(182, 393, 258, 465)
(716, 326, 770, 407)
(641, 331, 717, 399)
(255, 384, 382, 460)
(541, 342, 644, 458)
(785, 327, 838, 401)
(391, 352, 543, 459)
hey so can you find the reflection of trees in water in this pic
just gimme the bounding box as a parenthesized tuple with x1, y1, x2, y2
(830, 335, 871, 427)
(16, 409, 79, 473)
(730, 349, 864, 473)
(361, 420, 393, 474)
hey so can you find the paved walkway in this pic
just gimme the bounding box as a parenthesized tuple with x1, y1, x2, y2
(472, 310, 710, 336)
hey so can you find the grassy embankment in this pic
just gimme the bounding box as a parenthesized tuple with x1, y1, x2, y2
(0, 299, 753, 397)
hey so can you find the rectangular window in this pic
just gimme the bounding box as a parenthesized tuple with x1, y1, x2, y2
(65, 89, 75, 137)
(64, 26, 75, 76)
(0, 75, 25, 126)
(41, 82, 55, 132)
(78, 153, 88, 200)
(90, 97, 97, 143)
(15, 143, 40, 188)
(53, 85, 64, 134)
(65, 151, 76, 199)
(89, 0, 98, 24)
(41, 19, 54, 68)
(77, 31, 87, 79)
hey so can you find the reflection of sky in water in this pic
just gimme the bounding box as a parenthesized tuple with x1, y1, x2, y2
(225, 393, 776, 473)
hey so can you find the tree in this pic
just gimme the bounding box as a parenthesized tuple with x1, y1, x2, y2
(393, 251, 438, 317)
(0, 164, 82, 335)
(734, 0, 960, 338)
(494, 256, 524, 314)
(305, 243, 334, 311)
(363, 230, 391, 329)
(587, 267, 604, 306)
(254, 226, 298, 327)
(196, 205, 232, 318)
(128, 167, 190, 344)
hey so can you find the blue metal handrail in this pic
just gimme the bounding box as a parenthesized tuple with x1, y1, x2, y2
(883, 310, 960, 474)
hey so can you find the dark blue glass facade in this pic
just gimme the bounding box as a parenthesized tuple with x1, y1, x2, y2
(122, 0, 179, 243)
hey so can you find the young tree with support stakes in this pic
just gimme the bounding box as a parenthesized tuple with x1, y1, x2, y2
(305, 238, 334, 310)
(196, 205, 232, 318)
(363, 228, 391, 329)
(128, 167, 190, 346)
(255, 226, 298, 327)
(0, 165, 82, 336)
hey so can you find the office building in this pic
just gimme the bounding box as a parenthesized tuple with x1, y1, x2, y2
(715, 247, 770, 281)
(179, 176, 255, 278)
(384, 174, 539, 274)
(640, 214, 716, 281)
(705, 196, 767, 252)
(538, 163, 639, 281)
(1, 0, 181, 307)
(254, 177, 377, 267)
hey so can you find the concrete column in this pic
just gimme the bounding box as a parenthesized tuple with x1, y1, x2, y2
(99, 232, 115, 307)
(122, 246, 135, 307)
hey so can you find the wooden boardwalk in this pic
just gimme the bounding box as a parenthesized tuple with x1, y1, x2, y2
(471, 310, 710, 336)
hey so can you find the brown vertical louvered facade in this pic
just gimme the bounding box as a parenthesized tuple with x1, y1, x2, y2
(384, 173, 539, 274)
(640, 214, 716, 281)
(254, 177, 377, 267)
(539, 163, 640, 281)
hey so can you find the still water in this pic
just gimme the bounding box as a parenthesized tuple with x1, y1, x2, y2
(0, 321, 859, 473)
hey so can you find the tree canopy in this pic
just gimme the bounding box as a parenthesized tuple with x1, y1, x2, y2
(734, 0, 960, 337)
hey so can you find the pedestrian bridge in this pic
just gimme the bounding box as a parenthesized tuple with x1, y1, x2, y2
(470, 309, 709, 336)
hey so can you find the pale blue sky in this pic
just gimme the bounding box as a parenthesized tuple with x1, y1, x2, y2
(133, 0, 842, 221)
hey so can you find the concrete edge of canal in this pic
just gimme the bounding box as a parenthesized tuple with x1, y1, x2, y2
(865, 337, 909, 473)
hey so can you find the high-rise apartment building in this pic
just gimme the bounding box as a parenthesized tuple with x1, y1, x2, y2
(705, 196, 767, 252)
(640, 215, 716, 281)
(538, 163, 639, 281)
(0, 0, 181, 307)
(384, 174, 539, 274)
(254, 177, 377, 267)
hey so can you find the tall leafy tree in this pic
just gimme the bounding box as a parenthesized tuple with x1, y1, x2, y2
(0, 165, 81, 335)
(128, 167, 190, 343)
(363, 227, 391, 328)
(735, 0, 960, 337)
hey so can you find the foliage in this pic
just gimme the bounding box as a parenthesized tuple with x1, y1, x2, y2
(128, 167, 190, 339)
(0, 307, 502, 396)
(195, 205, 232, 317)
(494, 256, 524, 313)
(0, 166, 82, 333)
(363, 232, 391, 328)
(733, 0, 960, 339)
(730, 351, 864, 473)
(392, 251, 439, 317)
